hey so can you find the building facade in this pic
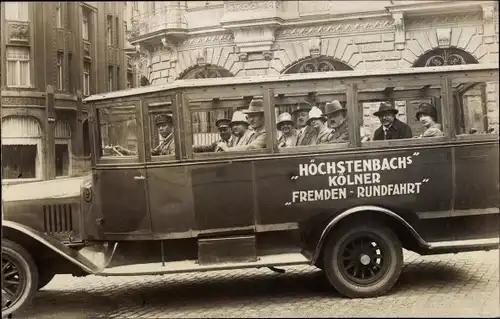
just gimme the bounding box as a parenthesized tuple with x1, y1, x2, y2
(126, 0, 498, 136)
(1, 2, 131, 183)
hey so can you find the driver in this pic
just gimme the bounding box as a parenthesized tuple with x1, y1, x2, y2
(151, 113, 175, 156)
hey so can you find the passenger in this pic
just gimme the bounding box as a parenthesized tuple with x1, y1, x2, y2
(217, 99, 266, 151)
(367, 102, 413, 141)
(276, 112, 297, 148)
(324, 100, 349, 143)
(151, 113, 175, 156)
(229, 111, 253, 147)
(415, 102, 444, 138)
(192, 118, 233, 153)
(307, 106, 333, 144)
(291, 101, 316, 146)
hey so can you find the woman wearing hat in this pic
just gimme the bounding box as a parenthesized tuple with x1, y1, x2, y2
(276, 112, 297, 148)
(324, 100, 349, 143)
(307, 106, 333, 145)
(415, 102, 444, 138)
(370, 102, 413, 141)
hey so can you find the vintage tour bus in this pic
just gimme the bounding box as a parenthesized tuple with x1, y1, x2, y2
(2, 63, 499, 315)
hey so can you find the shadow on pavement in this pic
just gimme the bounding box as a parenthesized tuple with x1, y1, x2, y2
(16, 260, 482, 318)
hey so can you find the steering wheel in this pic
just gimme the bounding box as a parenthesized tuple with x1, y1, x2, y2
(112, 146, 125, 156)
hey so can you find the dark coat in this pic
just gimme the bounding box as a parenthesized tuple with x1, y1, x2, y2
(296, 126, 316, 146)
(373, 118, 413, 141)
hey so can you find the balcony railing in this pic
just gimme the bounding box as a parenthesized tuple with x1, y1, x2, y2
(128, 7, 187, 39)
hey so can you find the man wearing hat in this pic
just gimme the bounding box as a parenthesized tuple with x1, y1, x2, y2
(324, 100, 349, 143)
(291, 101, 317, 146)
(307, 106, 334, 144)
(371, 102, 413, 141)
(151, 113, 176, 156)
(415, 102, 444, 138)
(218, 99, 267, 151)
(192, 117, 234, 153)
(276, 112, 297, 148)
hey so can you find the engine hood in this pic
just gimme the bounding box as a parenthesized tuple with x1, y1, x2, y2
(2, 175, 91, 202)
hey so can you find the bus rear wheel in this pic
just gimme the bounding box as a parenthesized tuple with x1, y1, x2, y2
(322, 223, 403, 298)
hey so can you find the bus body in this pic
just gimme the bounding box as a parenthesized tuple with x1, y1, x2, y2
(2, 63, 499, 315)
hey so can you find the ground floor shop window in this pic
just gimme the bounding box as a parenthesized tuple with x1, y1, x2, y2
(55, 144, 70, 177)
(1, 144, 37, 179)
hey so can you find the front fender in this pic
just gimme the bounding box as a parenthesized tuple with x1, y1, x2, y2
(311, 205, 430, 264)
(2, 221, 113, 274)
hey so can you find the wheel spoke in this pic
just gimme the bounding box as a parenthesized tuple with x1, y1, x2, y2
(2, 286, 17, 298)
(2, 261, 12, 272)
(3, 269, 18, 278)
(4, 279, 19, 285)
(368, 267, 375, 277)
(360, 268, 365, 280)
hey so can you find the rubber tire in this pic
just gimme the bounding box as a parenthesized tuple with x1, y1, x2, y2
(322, 223, 403, 298)
(2, 239, 39, 316)
(37, 268, 56, 290)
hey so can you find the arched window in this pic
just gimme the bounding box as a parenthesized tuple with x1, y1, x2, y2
(55, 120, 72, 177)
(1, 116, 43, 180)
(412, 48, 478, 68)
(282, 56, 354, 74)
(178, 64, 233, 80)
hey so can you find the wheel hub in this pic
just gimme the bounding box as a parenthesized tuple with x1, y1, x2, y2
(359, 253, 371, 266)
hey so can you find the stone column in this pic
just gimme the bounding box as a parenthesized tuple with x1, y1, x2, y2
(45, 85, 56, 180)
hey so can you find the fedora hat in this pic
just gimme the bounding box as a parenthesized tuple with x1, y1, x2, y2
(306, 106, 327, 125)
(276, 112, 294, 130)
(415, 102, 438, 121)
(243, 99, 265, 114)
(324, 100, 346, 117)
(154, 113, 173, 126)
(291, 101, 313, 114)
(229, 111, 249, 126)
(373, 102, 398, 117)
(215, 118, 231, 128)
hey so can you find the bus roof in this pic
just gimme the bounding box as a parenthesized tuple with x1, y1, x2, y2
(83, 63, 499, 103)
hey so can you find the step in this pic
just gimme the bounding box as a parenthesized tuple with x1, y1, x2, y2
(98, 253, 310, 276)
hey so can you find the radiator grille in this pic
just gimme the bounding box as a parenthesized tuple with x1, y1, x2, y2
(43, 204, 74, 234)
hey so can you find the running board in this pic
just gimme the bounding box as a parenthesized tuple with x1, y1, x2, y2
(420, 238, 500, 255)
(98, 253, 310, 276)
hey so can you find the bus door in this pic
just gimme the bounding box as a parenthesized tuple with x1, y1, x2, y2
(90, 102, 152, 238)
(450, 78, 500, 240)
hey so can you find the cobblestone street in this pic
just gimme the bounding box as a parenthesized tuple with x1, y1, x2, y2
(13, 250, 500, 318)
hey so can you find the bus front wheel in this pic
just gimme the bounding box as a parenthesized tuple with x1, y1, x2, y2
(2, 239, 39, 316)
(322, 223, 403, 298)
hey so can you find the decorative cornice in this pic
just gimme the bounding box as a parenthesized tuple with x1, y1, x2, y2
(406, 12, 483, 28)
(181, 33, 235, 46)
(275, 18, 394, 37)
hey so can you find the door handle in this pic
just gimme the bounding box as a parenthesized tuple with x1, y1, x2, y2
(133, 175, 145, 180)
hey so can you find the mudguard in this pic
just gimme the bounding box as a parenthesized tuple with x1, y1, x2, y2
(2, 220, 117, 274)
(311, 205, 430, 264)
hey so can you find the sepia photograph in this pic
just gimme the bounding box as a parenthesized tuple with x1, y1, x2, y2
(1, 1, 499, 318)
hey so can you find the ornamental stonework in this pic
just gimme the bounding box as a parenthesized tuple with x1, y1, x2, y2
(406, 12, 482, 28)
(1, 97, 45, 106)
(226, 1, 281, 12)
(9, 23, 29, 42)
(275, 18, 394, 37)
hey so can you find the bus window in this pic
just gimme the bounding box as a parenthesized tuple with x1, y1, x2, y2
(147, 102, 176, 159)
(359, 83, 445, 144)
(453, 80, 498, 136)
(189, 96, 269, 156)
(97, 105, 138, 158)
(274, 89, 349, 151)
